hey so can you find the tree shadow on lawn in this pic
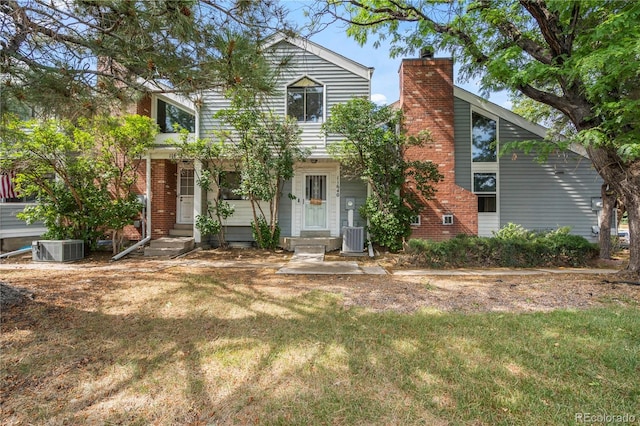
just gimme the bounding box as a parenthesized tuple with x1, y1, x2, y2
(1, 269, 638, 425)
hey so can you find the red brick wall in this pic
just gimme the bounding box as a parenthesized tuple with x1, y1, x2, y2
(149, 160, 177, 239)
(122, 159, 177, 240)
(137, 95, 152, 118)
(122, 159, 148, 241)
(400, 58, 478, 241)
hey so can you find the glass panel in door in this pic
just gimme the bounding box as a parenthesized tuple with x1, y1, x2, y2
(178, 168, 194, 223)
(304, 175, 327, 229)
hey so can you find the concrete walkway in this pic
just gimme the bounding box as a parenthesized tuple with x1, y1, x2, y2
(393, 267, 621, 276)
(273, 245, 621, 276)
(276, 245, 388, 275)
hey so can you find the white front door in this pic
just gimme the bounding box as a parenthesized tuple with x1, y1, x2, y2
(291, 163, 339, 237)
(304, 174, 327, 229)
(177, 166, 194, 224)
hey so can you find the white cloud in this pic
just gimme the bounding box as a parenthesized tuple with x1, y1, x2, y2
(371, 93, 388, 105)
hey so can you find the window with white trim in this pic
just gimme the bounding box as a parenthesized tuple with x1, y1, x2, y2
(287, 77, 324, 123)
(219, 171, 243, 200)
(157, 99, 195, 133)
(474, 172, 497, 213)
(471, 110, 499, 213)
(472, 112, 497, 162)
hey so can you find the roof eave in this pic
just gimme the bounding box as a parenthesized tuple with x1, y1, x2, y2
(264, 33, 373, 81)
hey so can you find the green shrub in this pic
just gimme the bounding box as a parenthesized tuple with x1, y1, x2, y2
(251, 217, 280, 249)
(405, 224, 598, 268)
(361, 198, 412, 252)
(493, 223, 534, 240)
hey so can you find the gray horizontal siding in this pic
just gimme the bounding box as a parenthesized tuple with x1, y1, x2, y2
(207, 227, 253, 247)
(453, 97, 602, 240)
(199, 90, 232, 142)
(0, 204, 44, 229)
(278, 179, 293, 237)
(206, 179, 293, 244)
(339, 176, 367, 228)
(453, 97, 472, 189)
(220, 226, 253, 242)
(499, 120, 602, 239)
(0, 204, 46, 240)
(199, 40, 370, 157)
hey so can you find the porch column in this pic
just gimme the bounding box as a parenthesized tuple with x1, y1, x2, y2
(193, 96, 202, 244)
(193, 159, 202, 244)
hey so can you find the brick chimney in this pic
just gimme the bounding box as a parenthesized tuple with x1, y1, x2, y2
(400, 56, 477, 240)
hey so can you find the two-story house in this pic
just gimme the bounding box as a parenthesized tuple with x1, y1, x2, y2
(126, 35, 603, 253)
(128, 34, 372, 252)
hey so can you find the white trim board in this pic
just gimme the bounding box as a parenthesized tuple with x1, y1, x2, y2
(265, 34, 374, 81)
(454, 86, 547, 139)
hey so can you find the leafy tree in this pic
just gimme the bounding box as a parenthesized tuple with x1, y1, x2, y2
(173, 130, 235, 248)
(1, 0, 295, 119)
(323, 98, 442, 251)
(216, 99, 307, 249)
(320, 0, 640, 273)
(510, 95, 620, 259)
(0, 114, 156, 252)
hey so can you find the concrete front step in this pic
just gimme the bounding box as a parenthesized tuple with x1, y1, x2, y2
(173, 223, 193, 230)
(280, 236, 341, 252)
(291, 245, 325, 262)
(168, 223, 193, 237)
(144, 237, 194, 257)
(169, 228, 193, 237)
(149, 237, 194, 249)
(300, 230, 331, 238)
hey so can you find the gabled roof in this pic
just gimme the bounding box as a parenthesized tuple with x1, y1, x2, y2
(453, 86, 547, 139)
(264, 33, 374, 81)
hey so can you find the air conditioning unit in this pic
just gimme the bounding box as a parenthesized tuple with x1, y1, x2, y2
(32, 240, 84, 262)
(342, 227, 364, 253)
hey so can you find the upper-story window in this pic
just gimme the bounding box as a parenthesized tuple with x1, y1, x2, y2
(157, 99, 195, 133)
(287, 77, 324, 123)
(472, 112, 497, 162)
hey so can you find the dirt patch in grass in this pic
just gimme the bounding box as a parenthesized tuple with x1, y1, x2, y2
(1, 248, 638, 425)
(1, 247, 637, 314)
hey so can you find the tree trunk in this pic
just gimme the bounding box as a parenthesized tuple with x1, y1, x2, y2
(587, 146, 640, 274)
(112, 229, 118, 255)
(623, 191, 640, 275)
(598, 184, 614, 259)
(249, 197, 263, 246)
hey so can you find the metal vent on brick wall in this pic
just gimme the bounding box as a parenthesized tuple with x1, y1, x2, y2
(32, 240, 84, 262)
(342, 227, 364, 253)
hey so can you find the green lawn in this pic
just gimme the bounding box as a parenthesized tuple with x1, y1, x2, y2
(2, 269, 638, 425)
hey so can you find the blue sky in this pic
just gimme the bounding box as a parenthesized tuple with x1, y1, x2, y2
(285, 1, 511, 109)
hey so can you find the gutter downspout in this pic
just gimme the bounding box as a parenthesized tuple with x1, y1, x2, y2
(193, 95, 202, 244)
(111, 236, 150, 261)
(0, 246, 31, 259)
(146, 153, 152, 241)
